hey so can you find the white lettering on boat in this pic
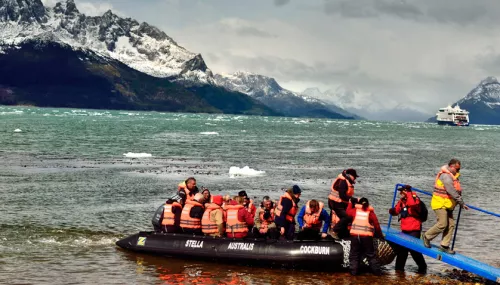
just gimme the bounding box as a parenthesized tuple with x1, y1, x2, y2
(299, 245, 330, 255)
(227, 242, 255, 251)
(185, 240, 204, 248)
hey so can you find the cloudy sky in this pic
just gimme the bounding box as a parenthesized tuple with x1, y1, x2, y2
(42, 0, 500, 113)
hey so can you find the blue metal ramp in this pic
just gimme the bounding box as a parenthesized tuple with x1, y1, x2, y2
(386, 183, 500, 283)
(383, 227, 500, 283)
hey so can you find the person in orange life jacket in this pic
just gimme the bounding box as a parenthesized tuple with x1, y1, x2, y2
(274, 185, 301, 240)
(347, 197, 384, 276)
(152, 193, 182, 233)
(297, 199, 331, 240)
(180, 193, 205, 235)
(202, 195, 225, 237)
(422, 159, 469, 255)
(328, 168, 358, 240)
(226, 196, 254, 238)
(389, 185, 427, 273)
(177, 177, 199, 206)
(238, 191, 257, 219)
(253, 196, 279, 239)
(201, 187, 212, 206)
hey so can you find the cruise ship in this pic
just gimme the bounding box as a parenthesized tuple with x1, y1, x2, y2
(436, 105, 470, 126)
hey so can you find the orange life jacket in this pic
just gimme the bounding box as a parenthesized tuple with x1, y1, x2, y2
(201, 203, 224, 235)
(433, 165, 462, 199)
(180, 200, 204, 229)
(178, 181, 194, 202)
(258, 206, 275, 231)
(161, 202, 182, 226)
(303, 201, 324, 230)
(274, 192, 298, 223)
(225, 204, 248, 237)
(350, 204, 375, 237)
(328, 174, 355, 203)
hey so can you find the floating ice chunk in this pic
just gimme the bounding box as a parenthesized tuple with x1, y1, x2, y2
(123, 152, 152, 158)
(14, 129, 22, 132)
(200, 132, 219, 135)
(229, 166, 265, 178)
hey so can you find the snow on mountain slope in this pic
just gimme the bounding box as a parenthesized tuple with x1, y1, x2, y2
(214, 71, 357, 119)
(0, 0, 211, 82)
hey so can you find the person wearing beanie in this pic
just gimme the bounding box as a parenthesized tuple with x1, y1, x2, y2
(202, 195, 225, 237)
(274, 185, 302, 240)
(328, 168, 359, 239)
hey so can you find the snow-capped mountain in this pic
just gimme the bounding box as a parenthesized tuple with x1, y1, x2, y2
(427, 76, 500, 125)
(302, 86, 431, 122)
(214, 71, 358, 119)
(0, 0, 211, 82)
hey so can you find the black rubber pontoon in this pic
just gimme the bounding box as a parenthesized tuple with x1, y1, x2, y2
(116, 232, 395, 270)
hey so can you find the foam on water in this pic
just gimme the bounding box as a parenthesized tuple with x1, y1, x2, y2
(14, 129, 22, 132)
(123, 152, 153, 158)
(200, 132, 219, 135)
(229, 166, 265, 178)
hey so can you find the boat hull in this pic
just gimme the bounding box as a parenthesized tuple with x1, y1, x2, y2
(116, 232, 395, 270)
(437, 121, 470, 126)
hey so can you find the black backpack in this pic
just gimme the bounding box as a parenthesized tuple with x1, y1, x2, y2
(417, 198, 429, 222)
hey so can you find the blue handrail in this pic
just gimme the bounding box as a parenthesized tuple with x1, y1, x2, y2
(388, 183, 500, 248)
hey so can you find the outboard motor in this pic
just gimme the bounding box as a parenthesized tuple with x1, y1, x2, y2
(152, 204, 165, 232)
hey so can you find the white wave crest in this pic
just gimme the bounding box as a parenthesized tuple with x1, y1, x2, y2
(14, 129, 22, 132)
(200, 132, 219, 135)
(123, 152, 152, 158)
(229, 166, 265, 178)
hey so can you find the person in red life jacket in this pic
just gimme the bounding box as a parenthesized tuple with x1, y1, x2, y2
(389, 185, 427, 273)
(347, 197, 384, 276)
(202, 195, 225, 237)
(422, 159, 469, 255)
(274, 185, 301, 240)
(226, 196, 254, 238)
(177, 177, 199, 206)
(253, 196, 279, 239)
(180, 193, 205, 235)
(238, 191, 257, 219)
(152, 194, 182, 233)
(328, 168, 358, 240)
(297, 199, 331, 240)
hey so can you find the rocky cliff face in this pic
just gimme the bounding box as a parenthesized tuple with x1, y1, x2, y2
(214, 71, 355, 119)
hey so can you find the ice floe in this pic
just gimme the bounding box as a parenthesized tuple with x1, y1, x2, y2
(123, 152, 152, 158)
(229, 166, 265, 178)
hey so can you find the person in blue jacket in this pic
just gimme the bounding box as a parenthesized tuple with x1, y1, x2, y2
(297, 199, 331, 240)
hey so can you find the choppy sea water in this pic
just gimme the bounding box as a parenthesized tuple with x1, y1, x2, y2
(1, 105, 499, 285)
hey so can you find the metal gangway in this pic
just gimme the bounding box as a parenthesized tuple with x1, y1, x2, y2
(383, 183, 500, 283)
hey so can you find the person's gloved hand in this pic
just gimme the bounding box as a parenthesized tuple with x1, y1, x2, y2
(321, 233, 327, 238)
(389, 208, 397, 215)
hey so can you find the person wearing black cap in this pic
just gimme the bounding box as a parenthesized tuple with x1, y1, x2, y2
(238, 191, 256, 218)
(327, 168, 359, 239)
(274, 185, 302, 240)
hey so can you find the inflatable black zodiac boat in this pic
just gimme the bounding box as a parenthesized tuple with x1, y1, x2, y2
(116, 232, 396, 270)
